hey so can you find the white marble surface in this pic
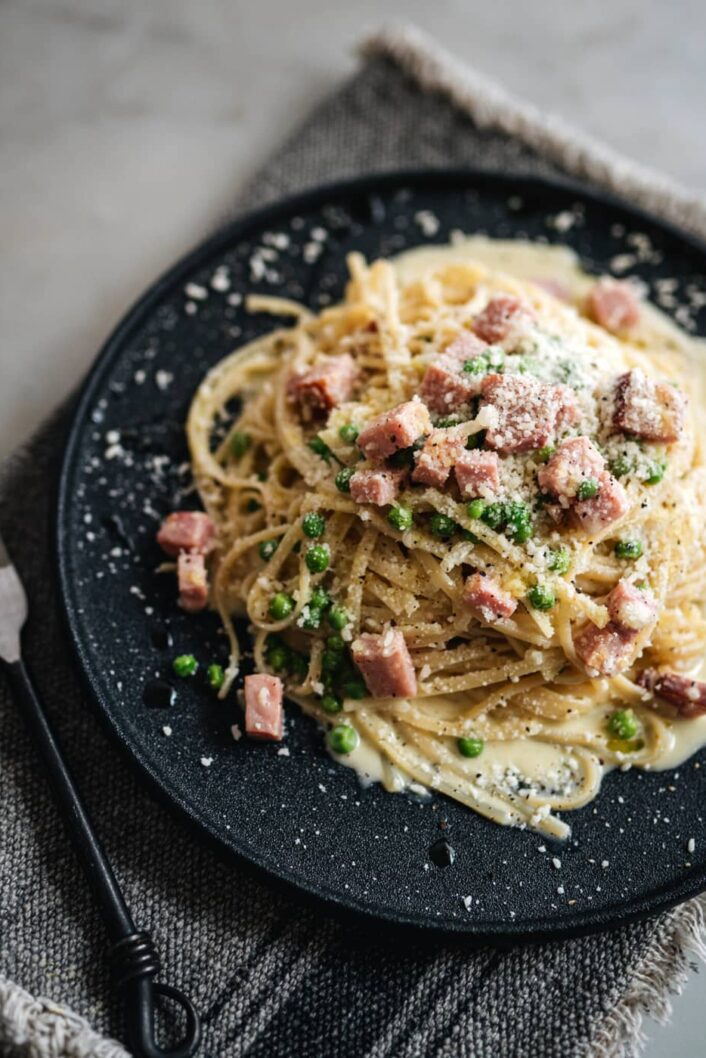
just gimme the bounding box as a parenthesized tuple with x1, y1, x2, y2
(1, 1, 705, 1053)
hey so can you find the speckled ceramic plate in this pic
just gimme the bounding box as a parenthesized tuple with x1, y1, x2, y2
(57, 170, 706, 938)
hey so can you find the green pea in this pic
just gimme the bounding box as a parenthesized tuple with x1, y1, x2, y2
(310, 586, 332, 611)
(299, 606, 323, 630)
(305, 544, 330, 573)
(577, 478, 599, 501)
(258, 539, 279, 561)
(207, 663, 225, 690)
(338, 423, 359, 443)
(547, 547, 571, 574)
(614, 539, 643, 560)
(230, 431, 251, 458)
(340, 679, 367, 700)
(266, 643, 289, 672)
(505, 502, 532, 543)
(302, 512, 326, 538)
(610, 455, 631, 478)
(320, 693, 343, 715)
(467, 498, 486, 519)
(429, 513, 457, 539)
(527, 584, 555, 611)
(268, 592, 294, 621)
(173, 654, 198, 677)
(457, 737, 484, 758)
(326, 634, 345, 654)
(388, 505, 414, 532)
(327, 723, 359, 755)
(607, 709, 638, 740)
(308, 436, 332, 461)
(537, 445, 556, 464)
(328, 606, 349, 631)
(644, 460, 666, 485)
(335, 467, 355, 493)
(510, 521, 533, 543)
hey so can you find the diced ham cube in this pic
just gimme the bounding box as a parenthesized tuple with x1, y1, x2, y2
(463, 572, 517, 623)
(571, 472, 629, 535)
(480, 374, 579, 454)
(538, 437, 606, 502)
(587, 279, 640, 334)
(574, 621, 635, 676)
(612, 369, 685, 443)
(454, 450, 500, 498)
(419, 333, 488, 412)
(288, 354, 357, 418)
(606, 580, 657, 632)
(157, 511, 216, 557)
(637, 669, 706, 719)
(412, 426, 469, 488)
(473, 294, 534, 347)
(357, 399, 432, 461)
(350, 467, 406, 506)
(177, 552, 209, 613)
(244, 674, 284, 740)
(351, 629, 417, 698)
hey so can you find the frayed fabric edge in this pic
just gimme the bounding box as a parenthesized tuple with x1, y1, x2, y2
(360, 23, 706, 242)
(578, 896, 706, 1058)
(0, 978, 129, 1058)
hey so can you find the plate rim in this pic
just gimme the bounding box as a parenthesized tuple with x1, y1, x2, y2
(55, 166, 706, 940)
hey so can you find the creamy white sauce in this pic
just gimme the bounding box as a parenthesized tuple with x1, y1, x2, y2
(336, 238, 706, 829)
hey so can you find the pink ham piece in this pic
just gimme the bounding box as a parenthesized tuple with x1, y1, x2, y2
(412, 426, 469, 488)
(473, 294, 534, 347)
(538, 437, 606, 502)
(357, 399, 431, 461)
(463, 572, 517, 622)
(351, 629, 417, 698)
(244, 674, 284, 740)
(454, 450, 500, 498)
(571, 472, 629, 536)
(349, 466, 406, 506)
(480, 373, 579, 454)
(157, 511, 215, 557)
(612, 369, 685, 443)
(588, 279, 640, 334)
(177, 553, 209, 613)
(574, 580, 656, 675)
(288, 354, 357, 417)
(637, 670, 706, 719)
(419, 332, 488, 413)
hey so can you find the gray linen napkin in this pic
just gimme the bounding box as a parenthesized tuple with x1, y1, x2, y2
(2, 26, 706, 1058)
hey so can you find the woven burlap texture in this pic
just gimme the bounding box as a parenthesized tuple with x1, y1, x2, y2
(2, 25, 706, 1058)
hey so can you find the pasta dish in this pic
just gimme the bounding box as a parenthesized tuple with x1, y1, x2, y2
(156, 237, 706, 839)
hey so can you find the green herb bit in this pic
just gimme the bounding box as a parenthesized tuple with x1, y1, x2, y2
(463, 356, 488, 375)
(299, 606, 323, 630)
(435, 415, 462, 429)
(327, 723, 359, 755)
(429, 513, 457, 539)
(320, 693, 343, 715)
(481, 502, 507, 531)
(527, 584, 555, 611)
(338, 423, 359, 443)
(310, 586, 332, 611)
(289, 652, 309, 682)
(258, 539, 279, 561)
(268, 592, 294, 621)
(302, 512, 326, 538)
(388, 445, 417, 469)
(265, 642, 289, 673)
(328, 606, 349, 630)
(457, 737, 484, 759)
(308, 435, 333, 462)
(467, 498, 486, 519)
(607, 709, 639, 740)
(504, 502, 533, 543)
(537, 445, 556, 464)
(460, 529, 480, 543)
(335, 467, 355, 493)
(207, 663, 225, 691)
(576, 478, 600, 501)
(614, 539, 643, 560)
(305, 544, 330, 573)
(230, 431, 251, 458)
(173, 654, 198, 678)
(547, 547, 571, 574)
(340, 679, 367, 700)
(326, 634, 345, 654)
(466, 431, 484, 450)
(388, 505, 414, 532)
(643, 460, 666, 486)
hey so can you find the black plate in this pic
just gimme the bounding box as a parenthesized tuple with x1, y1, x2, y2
(57, 170, 706, 939)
